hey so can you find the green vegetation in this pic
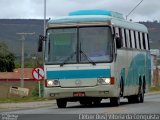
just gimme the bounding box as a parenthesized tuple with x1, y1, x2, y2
(32, 83, 44, 97)
(0, 42, 15, 72)
(15, 58, 42, 68)
(150, 86, 160, 92)
(0, 97, 48, 103)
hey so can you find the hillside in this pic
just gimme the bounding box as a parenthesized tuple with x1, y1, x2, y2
(0, 19, 160, 57)
(0, 19, 43, 57)
(139, 21, 160, 49)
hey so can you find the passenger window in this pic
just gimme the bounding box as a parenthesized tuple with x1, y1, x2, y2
(115, 27, 119, 36)
(125, 29, 130, 48)
(115, 27, 122, 49)
(139, 32, 144, 49)
(134, 31, 137, 48)
(130, 30, 135, 48)
(121, 28, 126, 47)
(129, 30, 132, 48)
(142, 33, 146, 49)
(147, 34, 150, 50)
(144, 33, 149, 50)
(138, 32, 141, 49)
(135, 31, 140, 49)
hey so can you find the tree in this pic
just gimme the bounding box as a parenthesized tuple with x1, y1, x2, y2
(0, 42, 15, 72)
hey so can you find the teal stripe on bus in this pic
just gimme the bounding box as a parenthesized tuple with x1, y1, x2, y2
(47, 69, 111, 79)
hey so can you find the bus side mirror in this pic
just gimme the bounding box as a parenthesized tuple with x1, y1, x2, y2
(115, 37, 122, 49)
(38, 35, 44, 52)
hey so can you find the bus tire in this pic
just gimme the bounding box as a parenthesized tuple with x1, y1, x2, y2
(135, 78, 144, 103)
(139, 84, 144, 103)
(120, 78, 124, 97)
(128, 96, 135, 103)
(79, 100, 92, 106)
(143, 77, 146, 93)
(110, 81, 122, 106)
(110, 96, 120, 106)
(93, 98, 101, 106)
(56, 99, 67, 108)
(135, 88, 144, 103)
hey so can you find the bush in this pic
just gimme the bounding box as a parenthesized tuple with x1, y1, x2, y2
(150, 86, 160, 91)
(32, 82, 44, 97)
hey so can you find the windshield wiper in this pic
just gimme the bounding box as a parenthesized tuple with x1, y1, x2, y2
(60, 52, 76, 67)
(80, 50, 96, 66)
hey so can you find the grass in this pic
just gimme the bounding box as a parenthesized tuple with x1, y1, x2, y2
(0, 96, 49, 103)
(149, 86, 160, 92)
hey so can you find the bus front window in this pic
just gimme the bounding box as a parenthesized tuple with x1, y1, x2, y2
(79, 27, 113, 63)
(45, 26, 113, 65)
(45, 28, 77, 64)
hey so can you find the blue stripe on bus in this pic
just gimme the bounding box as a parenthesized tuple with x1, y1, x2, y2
(47, 69, 111, 79)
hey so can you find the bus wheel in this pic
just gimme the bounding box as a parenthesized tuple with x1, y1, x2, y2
(110, 96, 120, 106)
(79, 100, 92, 106)
(56, 99, 67, 108)
(138, 85, 144, 103)
(128, 96, 134, 103)
(120, 78, 124, 97)
(135, 83, 144, 103)
(93, 99, 101, 106)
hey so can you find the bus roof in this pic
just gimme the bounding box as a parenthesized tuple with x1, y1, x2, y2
(48, 10, 148, 33)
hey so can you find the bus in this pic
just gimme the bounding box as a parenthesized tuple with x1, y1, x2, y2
(38, 10, 151, 108)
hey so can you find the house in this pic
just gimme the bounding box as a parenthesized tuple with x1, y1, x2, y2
(0, 68, 39, 98)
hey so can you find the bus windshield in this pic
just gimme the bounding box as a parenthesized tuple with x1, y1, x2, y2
(45, 26, 113, 65)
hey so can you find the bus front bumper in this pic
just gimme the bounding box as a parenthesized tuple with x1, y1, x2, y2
(44, 85, 118, 99)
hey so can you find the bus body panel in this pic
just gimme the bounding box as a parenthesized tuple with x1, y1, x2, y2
(115, 49, 151, 96)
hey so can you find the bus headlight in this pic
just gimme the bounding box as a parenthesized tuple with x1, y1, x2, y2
(104, 78, 111, 84)
(46, 80, 60, 87)
(97, 78, 111, 85)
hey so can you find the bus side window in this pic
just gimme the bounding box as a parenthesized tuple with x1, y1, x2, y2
(118, 28, 123, 47)
(147, 34, 150, 50)
(115, 27, 119, 36)
(121, 28, 126, 47)
(135, 31, 140, 49)
(125, 29, 130, 48)
(129, 30, 132, 48)
(134, 31, 137, 49)
(130, 30, 135, 48)
(138, 32, 141, 49)
(124, 29, 128, 48)
(144, 33, 149, 50)
(115, 27, 122, 49)
(142, 33, 146, 49)
(139, 32, 144, 49)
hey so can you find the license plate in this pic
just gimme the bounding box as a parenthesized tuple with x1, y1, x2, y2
(73, 92, 85, 97)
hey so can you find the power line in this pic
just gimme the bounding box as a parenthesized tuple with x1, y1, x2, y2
(126, 0, 144, 20)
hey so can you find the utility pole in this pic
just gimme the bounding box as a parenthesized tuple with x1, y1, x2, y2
(126, 0, 144, 20)
(16, 32, 35, 87)
(44, 0, 46, 36)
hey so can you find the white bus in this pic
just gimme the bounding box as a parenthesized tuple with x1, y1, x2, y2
(38, 10, 151, 108)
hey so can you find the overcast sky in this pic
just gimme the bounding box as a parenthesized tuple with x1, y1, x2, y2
(0, 0, 160, 22)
